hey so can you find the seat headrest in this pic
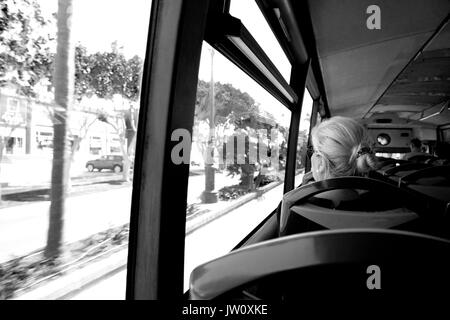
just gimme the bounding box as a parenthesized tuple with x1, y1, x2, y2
(312, 189, 360, 208)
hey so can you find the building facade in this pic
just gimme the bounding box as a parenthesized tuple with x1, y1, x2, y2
(0, 89, 123, 160)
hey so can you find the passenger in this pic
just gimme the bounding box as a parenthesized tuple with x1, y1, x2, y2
(280, 116, 379, 228)
(404, 138, 428, 161)
(301, 116, 379, 185)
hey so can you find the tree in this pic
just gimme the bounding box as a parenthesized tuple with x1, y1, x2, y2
(194, 80, 287, 190)
(296, 129, 308, 170)
(45, 0, 73, 260)
(195, 80, 257, 124)
(0, 0, 55, 204)
(97, 102, 138, 182)
(68, 110, 97, 162)
(75, 42, 142, 101)
(72, 44, 142, 181)
(0, 0, 55, 97)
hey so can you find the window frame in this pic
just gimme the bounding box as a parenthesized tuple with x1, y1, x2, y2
(126, 0, 312, 299)
(125, 0, 210, 299)
(205, 12, 297, 109)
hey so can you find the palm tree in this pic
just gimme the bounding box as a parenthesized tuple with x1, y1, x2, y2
(44, 0, 74, 259)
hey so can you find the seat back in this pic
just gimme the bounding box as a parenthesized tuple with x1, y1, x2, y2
(384, 162, 431, 176)
(290, 204, 417, 230)
(399, 165, 450, 187)
(279, 177, 435, 237)
(190, 229, 450, 300)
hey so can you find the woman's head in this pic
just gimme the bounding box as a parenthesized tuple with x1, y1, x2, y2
(310, 116, 378, 181)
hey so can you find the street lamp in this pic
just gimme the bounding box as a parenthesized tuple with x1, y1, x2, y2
(201, 48, 218, 204)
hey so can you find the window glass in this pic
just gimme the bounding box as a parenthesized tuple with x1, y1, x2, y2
(229, 0, 292, 83)
(0, 0, 151, 300)
(295, 91, 313, 187)
(443, 129, 450, 142)
(184, 42, 290, 291)
(317, 112, 322, 124)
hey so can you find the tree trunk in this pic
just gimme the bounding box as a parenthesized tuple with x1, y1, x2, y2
(240, 164, 256, 191)
(119, 137, 131, 182)
(0, 139, 3, 206)
(70, 137, 81, 163)
(45, 0, 74, 260)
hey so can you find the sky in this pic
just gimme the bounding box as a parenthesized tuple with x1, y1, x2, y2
(38, 0, 312, 129)
(39, 0, 151, 58)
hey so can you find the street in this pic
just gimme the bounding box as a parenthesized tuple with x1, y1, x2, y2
(0, 166, 300, 299)
(0, 187, 132, 263)
(0, 170, 239, 263)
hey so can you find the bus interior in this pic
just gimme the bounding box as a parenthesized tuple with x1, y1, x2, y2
(125, 0, 450, 300)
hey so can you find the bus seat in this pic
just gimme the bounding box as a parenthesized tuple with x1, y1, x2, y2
(289, 204, 417, 230)
(408, 184, 450, 204)
(279, 177, 427, 237)
(407, 154, 436, 163)
(383, 162, 431, 177)
(189, 229, 450, 300)
(399, 165, 450, 187)
(310, 189, 360, 207)
(428, 158, 450, 166)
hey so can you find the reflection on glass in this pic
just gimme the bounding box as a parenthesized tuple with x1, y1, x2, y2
(184, 42, 290, 291)
(0, 0, 151, 300)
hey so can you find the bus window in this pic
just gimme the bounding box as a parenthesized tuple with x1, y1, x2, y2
(442, 127, 450, 142)
(184, 41, 290, 291)
(229, 0, 292, 82)
(294, 90, 313, 187)
(0, 0, 151, 300)
(317, 112, 322, 124)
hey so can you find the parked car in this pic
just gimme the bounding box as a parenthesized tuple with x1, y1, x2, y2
(86, 155, 124, 173)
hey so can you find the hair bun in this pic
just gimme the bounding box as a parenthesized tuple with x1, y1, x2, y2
(356, 151, 379, 174)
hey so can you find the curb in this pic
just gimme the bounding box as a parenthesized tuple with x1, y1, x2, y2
(186, 180, 283, 235)
(2, 175, 125, 196)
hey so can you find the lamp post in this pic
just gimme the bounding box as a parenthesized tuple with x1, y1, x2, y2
(201, 48, 218, 203)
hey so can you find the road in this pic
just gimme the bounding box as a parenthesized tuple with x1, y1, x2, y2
(0, 170, 239, 263)
(0, 187, 133, 263)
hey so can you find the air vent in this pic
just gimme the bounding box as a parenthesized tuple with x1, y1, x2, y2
(375, 119, 392, 123)
(401, 132, 409, 137)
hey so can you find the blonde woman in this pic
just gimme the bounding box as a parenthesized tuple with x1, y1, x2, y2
(309, 116, 378, 182)
(281, 116, 379, 225)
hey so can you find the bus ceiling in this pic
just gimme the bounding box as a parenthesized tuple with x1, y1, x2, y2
(261, 0, 449, 125)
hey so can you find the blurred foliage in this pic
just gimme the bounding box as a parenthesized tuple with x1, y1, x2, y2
(195, 80, 289, 190)
(218, 174, 281, 201)
(0, 224, 129, 300)
(0, 0, 55, 97)
(218, 184, 250, 201)
(0, 0, 143, 102)
(75, 42, 143, 101)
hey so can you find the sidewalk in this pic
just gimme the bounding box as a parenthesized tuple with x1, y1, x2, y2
(0, 152, 110, 190)
(2, 172, 124, 193)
